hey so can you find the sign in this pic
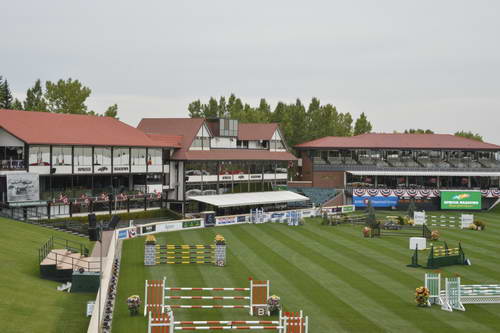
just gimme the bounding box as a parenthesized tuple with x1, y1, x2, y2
(354, 196, 399, 208)
(118, 229, 129, 240)
(6, 173, 40, 202)
(441, 191, 481, 210)
(113, 166, 129, 173)
(156, 222, 182, 233)
(182, 219, 201, 229)
(76, 167, 92, 173)
(141, 225, 156, 234)
(237, 215, 247, 223)
(414, 211, 426, 225)
(216, 216, 237, 225)
(341, 205, 355, 213)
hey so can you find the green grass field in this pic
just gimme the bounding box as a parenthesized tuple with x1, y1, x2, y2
(0, 218, 95, 333)
(113, 210, 500, 332)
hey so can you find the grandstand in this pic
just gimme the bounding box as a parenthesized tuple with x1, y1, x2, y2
(287, 187, 338, 206)
(294, 133, 500, 209)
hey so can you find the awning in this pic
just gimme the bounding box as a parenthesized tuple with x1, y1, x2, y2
(188, 191, 309, 208)
(347, 170, 500, 177)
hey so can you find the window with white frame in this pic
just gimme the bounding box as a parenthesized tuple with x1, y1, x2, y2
(113, 148, 129, 166)
(131, 148, 146, 165)
(74, 147, 92, 166)
(52, 146, 72, 166)
(94, 147, 111, 166)
(28, 146, 50, 166)
(147, 148, 162, 165)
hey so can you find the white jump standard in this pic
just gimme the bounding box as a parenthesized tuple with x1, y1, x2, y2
(424, 273, 500, 311)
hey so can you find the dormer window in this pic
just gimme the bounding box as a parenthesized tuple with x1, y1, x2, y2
(220, 119, 238, 137)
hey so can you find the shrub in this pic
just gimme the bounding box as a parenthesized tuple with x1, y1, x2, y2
(397, 216, 405, 225)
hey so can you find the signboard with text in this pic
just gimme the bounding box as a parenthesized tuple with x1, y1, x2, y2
(441, 191, 481, 210)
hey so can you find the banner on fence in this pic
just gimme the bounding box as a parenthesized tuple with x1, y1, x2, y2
(414, 211, 426, 225)
(141, 225, 156, 234)
(156, 222, 182, 233)
(341, 205, 355, 213)
(182, 219, 202, 229)
(354, 196, 399, 208)
(441, 191, 481, 210)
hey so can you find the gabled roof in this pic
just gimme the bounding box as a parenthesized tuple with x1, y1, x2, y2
(0, 109, 176, 147)
(295, 133, 500, 150)
(238, 123, 279, 140)
(137, 118, 204, 152)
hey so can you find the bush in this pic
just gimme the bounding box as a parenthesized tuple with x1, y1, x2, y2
(40, 208, 181, 224)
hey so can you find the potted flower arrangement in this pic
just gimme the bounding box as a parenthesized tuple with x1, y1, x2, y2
(362, 226, 372, 238)
(473, 220, 486, 231)
(415, 286, 430, 307)
(430, 230, 440, 241)
(145, 235, 157, 245)
(215, 234, 226, 245)
(267, 295, 281, 315)
(127, 295, 142, 315)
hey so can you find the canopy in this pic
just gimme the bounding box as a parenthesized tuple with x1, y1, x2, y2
(347, 170, 500, 177)
(187, 191, 309, 208)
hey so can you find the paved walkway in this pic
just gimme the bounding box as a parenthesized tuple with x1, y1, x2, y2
(90, 230, 114, 257)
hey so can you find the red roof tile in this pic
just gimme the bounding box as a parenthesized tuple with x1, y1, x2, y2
(0, 109, 175, 147)
(295, 133, 500, 150)
(173, 149, 297, 161)
(137, 118, 204, 152)
(146, 134, 182, 148)
(238, 123, 278, 140)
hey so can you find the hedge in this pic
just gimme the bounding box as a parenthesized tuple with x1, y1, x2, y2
(40, 208, 181, 224)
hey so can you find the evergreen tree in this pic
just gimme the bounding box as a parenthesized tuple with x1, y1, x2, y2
(0, 78, 13, 109)
(11, 98, 24, 110)
(353, 112, 372, 135)
(104, 104, 119, 118)
(407, 198, 416, 219)
(366, 200, 377, 227)
(454, 131, 483, 142)
(44, 78, 91, 114)
(24, 79, 47, 111)
(188, 100, 203, 117)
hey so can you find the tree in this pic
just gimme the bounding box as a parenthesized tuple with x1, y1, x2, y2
(454, 131, 483, 142)
(11, 98, 24, 110)
(44, 78, 91, 114)
(104, 104, 119, 118)
(354, 112, 372, 135)
(407, 198, 416, 219)
(0, 77, 13, 109)
(404, 129, 434, 134)
(366, 200, 377, 227)
(24, 79, 47, 111)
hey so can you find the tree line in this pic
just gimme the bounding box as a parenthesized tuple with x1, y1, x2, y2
(188, 94, 372, 148)
(0, 75, 118, 118)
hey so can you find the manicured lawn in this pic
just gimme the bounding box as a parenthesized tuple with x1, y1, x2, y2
(114, 210, 500, 332)
(0, 218, 95, 333)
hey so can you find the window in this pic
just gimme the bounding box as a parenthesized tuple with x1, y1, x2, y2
(237, 140, 249, 149)
(51, 146, 72, 166)
(131, 148, 146, 165)
(94, 147, 111, 166)
(148, 148, 162, 166)
(270, 140, 285, 151)
(29, 146, 50, 166)
(74, 147, 92, 166)
(219, 119, 238, 137)
(113, 148, 129, 166)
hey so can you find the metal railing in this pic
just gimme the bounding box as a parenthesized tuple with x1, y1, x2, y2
(38, 236, 98, 272)
(0, 159, 25, 170)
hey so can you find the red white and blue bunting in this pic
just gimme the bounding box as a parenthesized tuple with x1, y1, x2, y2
(353, 188, 500, 198)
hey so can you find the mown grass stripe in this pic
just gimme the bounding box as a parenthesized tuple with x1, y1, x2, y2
(302, 220, 500, 330)
(229, 224, 387, 332)
(265, 224, 472, 333)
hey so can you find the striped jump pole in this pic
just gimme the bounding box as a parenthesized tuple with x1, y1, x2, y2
(169, 305, 250, 309)
(166, 288, 250, 291)
(166, 296, 249, 300)
(174, 321, 279, 325)
(173, 326, 283, 330)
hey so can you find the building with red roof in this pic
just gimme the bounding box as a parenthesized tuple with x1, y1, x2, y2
(137, 118, 296, 208)
(0, 109, 181, 206)
(295, 133, 500, 210)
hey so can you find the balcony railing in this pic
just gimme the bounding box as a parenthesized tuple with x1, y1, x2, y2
(314, 164, 500, 173)
(0, 159, 25, 170)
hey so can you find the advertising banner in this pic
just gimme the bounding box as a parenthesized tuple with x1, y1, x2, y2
(354, 196, 399, 208)
(156, 222, 182, 233)
(141, 225, 157, 234)
(341, 205, 355, 213)
(441, 191, 481, 210)
(6, 173, 40, 202)
(182, 219, 202, 229)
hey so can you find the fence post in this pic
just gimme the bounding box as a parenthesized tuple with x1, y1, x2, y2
(47, 202, 51, 220)
(69, 202, 73, 218)
(127, 198, 130, 213)
(144, 196, 147, 211)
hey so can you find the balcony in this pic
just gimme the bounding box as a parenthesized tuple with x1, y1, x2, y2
(1, 159, 25, 170)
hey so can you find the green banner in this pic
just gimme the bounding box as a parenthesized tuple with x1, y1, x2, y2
(341, 205, 355, 213)
(182, 219, 202, 229)
(441, 191, 481, 210)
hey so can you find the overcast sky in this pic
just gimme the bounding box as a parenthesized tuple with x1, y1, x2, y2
(3, 0, 500, 143)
